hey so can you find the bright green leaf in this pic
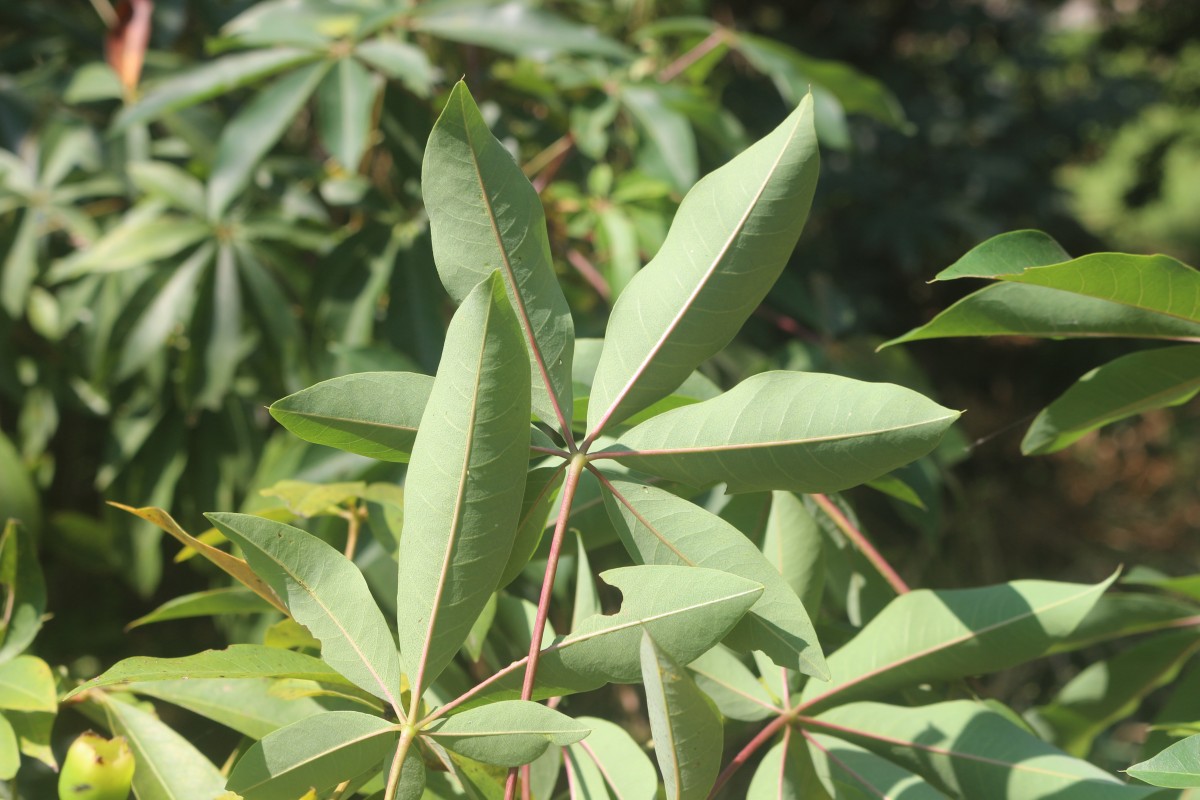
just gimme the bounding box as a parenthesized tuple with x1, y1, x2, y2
(1128, 733, 1200, 788)
(0, 519, 47, 661)
(933, 229, 1072, 280)
(0, 656, 56, 711)
(126, 587, 273, 630)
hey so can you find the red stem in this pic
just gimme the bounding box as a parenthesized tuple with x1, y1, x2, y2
(503, 454, 588, 800)
(658, 28, 728, 83)
(708, 711, 793, 798)
(810, 493, 910, 595)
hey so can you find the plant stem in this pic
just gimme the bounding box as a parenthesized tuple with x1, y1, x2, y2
(502, 452, 588, 800)
(809, 493, 910, 595)
(658, 28, 728, 83)
(707, 709, 794, 798)
(383, 726, 417, 800)
(342, 503, 363, 561)
(566, 248, 612, 303)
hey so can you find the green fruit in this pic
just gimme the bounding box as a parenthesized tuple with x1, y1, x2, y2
(58, 731, 135, 800)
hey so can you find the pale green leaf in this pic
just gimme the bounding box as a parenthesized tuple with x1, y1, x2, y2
(47, 202, 209, 282)
(422, 81, 574, 428)
(260, 479, 366, 517)
(127, 160, 207, 216)
(65, 645, 354, 699)
(799, 575, 1114, 714)
(1128, 734, 1200, 788)
(498, 465, 565, 589)
(411, 2, 629, 59)
(116, 48, 321, 129)
(933, 229, 1072, 280)
(812, 701, 1161, 799)
(563, 715, 657, 800)
(621, 84, 698, 192)
(571, 531, 600, 633)
(604, 372, 960, 494)
(99, 693, 226, 800)
(226, 711, 397, 800)
(1022, 345, 1200, 454)
(128, 677, 364, 739)
(0, 656, 56, 711)
(427, 700, 589, 767)
(586, 96, 818, 437)
(473, 565, 763, 702)
(317, 57, 381, 170)
(641, 632, 722, 800)
(0, 519, 47, 662)
(398, 272, 531, 698)
(1035, 629, 1200, 757)
(127, 587, 273, 630)
(762, 491, 824, 613)
(209, 60, 332, 219)
(603, 479, 826, 678)
(206, 513, 404, 713)
(687, 645, 779, 722)
(804, 733, 947, 799)
(882, 282, 1200, 347)
(8, 709, 55, 770)
(747, 732, 831, 800)
(0, 713, 18, 780)
(354, 38, 436, 96)
(269, 372, 433, 462)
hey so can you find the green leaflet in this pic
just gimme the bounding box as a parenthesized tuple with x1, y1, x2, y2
(209, 60, 333, 219)
(585, 96, 819, 437)
(1034, 629, 1200, 757)
(65, 645, 355, 699)
(114, 48, 321, 130)
(316, 56, 381, 170)
(762, 491, 825, 614)
(602, 479, 826, 678)
(427, 700, 589, 767)
(398, 272, 531, 698)
(0, 519, 46, 662)
(126, 587, 274, 629)
(0, 656, 56, 712)
(605, 371, 959, 494)
(563, 716, 658, 800)
(498, 465, 566, 589)
(799, 575, 1113, 714)
(687, 645, 780, 722)
(422, 81, 574, 429)
(98, 694, 226, 800)
(1022, 345, 1200, 454)
(747, 732, 831, 800)
(127, 678, 367, 740)
(226, 711, 397, 800)
(410, 3, 629, 59)
(804, 733, 947, 799)
(207, 513, 404, 714)
(269, 372, 434, 462)
(471, 565, 763, 702)
(1128, 734, 1200, 788)
(934, 229, 1072, 279)
(810, 701, 1161, 799)
(641, 633, 722, 800)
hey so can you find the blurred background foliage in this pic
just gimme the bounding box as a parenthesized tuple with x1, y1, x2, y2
(0, 0, 1197, 714)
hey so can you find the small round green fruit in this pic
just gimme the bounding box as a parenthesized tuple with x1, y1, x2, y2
(58, 731, 135, 800)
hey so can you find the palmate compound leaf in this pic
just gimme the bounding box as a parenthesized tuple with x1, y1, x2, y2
(426, 700, 589, 767)
(398, 272, 531, 700)
(468, 565, 763, 703)
(641, 633, 723, 800)
(205, 514, 404, 715)
(798, 574, 1114, 714)
(808, 701, 1163, 799)
(585, 95, 819, 440)
(226, 711, 398, 800)
(1128, 734, 1200, 788)
(423, 81, 574, 429)
(602, 479, 826, 678)
(601, 372, 960, 494)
